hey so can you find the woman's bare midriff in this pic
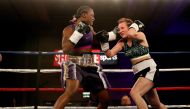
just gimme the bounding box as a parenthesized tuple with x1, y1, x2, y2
(131, 54, 151, 65)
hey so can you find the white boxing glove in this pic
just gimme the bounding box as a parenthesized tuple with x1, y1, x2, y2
(69, 31, 83, 45)
(100, 42, 109, 52)
(129, 20, 145, 32)
(69, 22, 90, 45)
(108, 26, 120, 41)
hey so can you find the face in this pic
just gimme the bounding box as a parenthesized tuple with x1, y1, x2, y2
(118, 22, 129, 38)
(121, 96, 131, 106)
(84, 9, 95, 26)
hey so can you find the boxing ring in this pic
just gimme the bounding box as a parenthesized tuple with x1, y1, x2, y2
(0, 51, 190, 109)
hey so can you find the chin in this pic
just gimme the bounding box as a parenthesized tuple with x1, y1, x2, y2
(90, 22, 93, 26)
(122, 35, 127, 39)
(121, 35, 125, 38)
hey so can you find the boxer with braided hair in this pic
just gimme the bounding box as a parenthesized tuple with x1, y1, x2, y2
(53, 5, 110, 109)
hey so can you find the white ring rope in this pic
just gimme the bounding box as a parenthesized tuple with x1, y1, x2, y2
(0, 51, 189, 108)
(0, 68, 190, 73)
(0, 51, 190, 73)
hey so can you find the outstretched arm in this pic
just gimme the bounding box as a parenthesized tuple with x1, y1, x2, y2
(95, 30, 124, 57)
(105, 39, 124, 58)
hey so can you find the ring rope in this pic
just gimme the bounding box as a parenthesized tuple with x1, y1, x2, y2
(0, 68, 190, 73)
(1, 51, 189, 108)
(0, 87, 190, 92)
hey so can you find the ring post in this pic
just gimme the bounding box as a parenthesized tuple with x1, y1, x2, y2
(35, 51, 41, 109)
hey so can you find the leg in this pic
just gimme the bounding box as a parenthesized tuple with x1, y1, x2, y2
(144, 89, 167, 109)
(53, 79, 80, 109)
(80, 65, 110, 109)
(89, 92, 98, 106)
(97, 89, 110, 109)
(130, 77, 154, 109)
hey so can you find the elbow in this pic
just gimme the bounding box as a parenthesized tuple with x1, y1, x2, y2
(62, 46, 70, 54)
(62, 42, 74, 54)
(62, 48, 67, 54)
(106, 54, 111, 58)
(105, 50, 113, 58)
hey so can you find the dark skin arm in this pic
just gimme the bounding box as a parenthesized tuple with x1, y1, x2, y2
(62, 26, 75, 54)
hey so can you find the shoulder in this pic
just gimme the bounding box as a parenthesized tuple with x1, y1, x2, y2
(117, 38, 126, 46)
(62, 25, 75, 38)
(119, 38, 127, 42)
(135, 32, 147, 41)
(63, 25, 74, 33)
(137, 32, 146, 37)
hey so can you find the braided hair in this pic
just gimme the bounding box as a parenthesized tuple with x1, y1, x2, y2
(75, 6, 92, 19)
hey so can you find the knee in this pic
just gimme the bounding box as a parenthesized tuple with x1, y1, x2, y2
(64, 89, 77, 98)
(99, 95, 110, 105)
(98, 90, 110, 103)
(130, 89, 138, 98)
(130, 89, 143, 100)
(98, 94, 110, 107)
(159, 103, 167, 109)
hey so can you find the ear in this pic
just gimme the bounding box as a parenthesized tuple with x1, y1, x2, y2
(81, 13, 87, 18)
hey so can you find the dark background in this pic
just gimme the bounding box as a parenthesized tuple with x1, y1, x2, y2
(0, 0, 190, 107)
(0, 0, 190, 52)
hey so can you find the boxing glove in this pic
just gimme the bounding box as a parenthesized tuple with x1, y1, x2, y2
(129, 20, 145, 32)
(75, 21, 91, 34)
(95, 30, 110, 51)
(100, 42, 109, 52)
(108, 26, 121, 41)
(95, 30, 109, 43)
(69, 22, 91, 45)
